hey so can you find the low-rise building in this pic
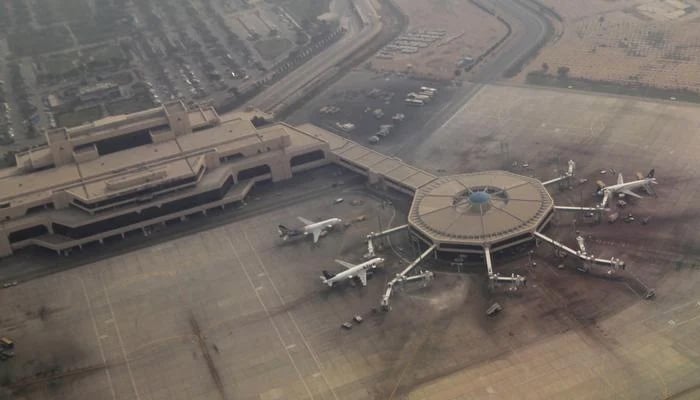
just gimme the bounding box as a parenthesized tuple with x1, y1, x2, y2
(78, 82, 123, 102)
(0, 101, 332, 257)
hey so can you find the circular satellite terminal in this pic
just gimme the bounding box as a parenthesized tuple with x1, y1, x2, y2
(408, 171, 554, 251)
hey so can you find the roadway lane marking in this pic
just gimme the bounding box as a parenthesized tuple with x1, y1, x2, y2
(437, 84, 485, 132)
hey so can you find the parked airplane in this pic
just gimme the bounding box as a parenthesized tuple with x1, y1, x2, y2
(599, 169, 657, 207)
(320, 257, 384, 287)
(278, 217, 342, 243)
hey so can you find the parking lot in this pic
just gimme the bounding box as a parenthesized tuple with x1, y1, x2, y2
(286, 70, 457, 155)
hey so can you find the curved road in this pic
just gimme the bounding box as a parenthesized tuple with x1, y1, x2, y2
(392, 0, 551, 157)
(477, 0, 550, 82)
(242, 0, 383, 115)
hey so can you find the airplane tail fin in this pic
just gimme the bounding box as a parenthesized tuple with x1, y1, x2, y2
(278, 225, 289, 237)
(647, 168, 655, 179)
(322, 270, 335, 280)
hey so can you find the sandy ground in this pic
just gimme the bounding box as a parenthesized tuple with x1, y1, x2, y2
(392, 83, 700, 398)
(517, 0, 700, 93)
(402, 83, 700, 254)
(369, 0, 507, 80)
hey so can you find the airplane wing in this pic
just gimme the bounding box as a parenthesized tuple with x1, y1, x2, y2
(334, 259, 357, 270)
(357, 270, 367, 286)
(621, 189, 642, 199)
(617, 173, 624, 185)
(311, 228, 321, 243)
(297, 216, 314, 225)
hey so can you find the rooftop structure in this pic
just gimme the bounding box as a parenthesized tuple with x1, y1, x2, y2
(408, 171, 554, 255)
(0, 102, 332, 257)
(297, 124, 556, 257)
(78, 82, 122, 102)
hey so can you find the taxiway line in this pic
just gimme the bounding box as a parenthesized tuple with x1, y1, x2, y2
(242, 231, 340, 400)
(224, 232, 316, 400)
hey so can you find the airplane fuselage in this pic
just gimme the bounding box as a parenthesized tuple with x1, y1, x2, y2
(322, 257, 384, 286)
(601, 178, 656, 195)
(303, 218, 342, 236)
(279, 217, 342, 242)
(598, 171, 657, 207)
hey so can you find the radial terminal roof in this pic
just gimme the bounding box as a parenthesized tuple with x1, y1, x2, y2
(408, 171, 554, 247)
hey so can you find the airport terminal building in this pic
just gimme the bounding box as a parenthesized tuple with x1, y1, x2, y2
(0, 102, 334, 257)
(0, 101, 555, 259)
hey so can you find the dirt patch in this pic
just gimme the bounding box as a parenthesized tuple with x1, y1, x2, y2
(517, 0, 700, 94)
(370, 0, 507, 80)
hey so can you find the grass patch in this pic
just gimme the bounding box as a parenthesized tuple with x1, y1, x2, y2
(56, 106, 103, 128)
(106, 95, 154, 116)
(254, 38, 292, 60)
(108, 71, 134, 86)
(525, 71, 700, 103)
(83, 44, 130, 70)
(37, 52, 81, 81)
(8, 26, 74, 56)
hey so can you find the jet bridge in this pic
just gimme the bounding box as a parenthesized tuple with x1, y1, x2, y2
(533, 231, 625, 274)
(600, 190, 611, 209)
(364, 224, 408, 259)
(542, 160, 576, 188)
(554, 206, 604, 212)
(381, 244, 436, 311)
(485, 246, 527, 291)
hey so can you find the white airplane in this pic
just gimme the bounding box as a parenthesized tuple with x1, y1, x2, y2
(278, 217, 342, 243)
(320, 257, 384, 287)
(599, 169, 657, 207)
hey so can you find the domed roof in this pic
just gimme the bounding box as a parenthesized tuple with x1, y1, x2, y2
(408, 171, 554, 246)
(468, 191, 491, 205)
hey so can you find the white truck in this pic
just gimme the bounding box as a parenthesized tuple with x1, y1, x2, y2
(407, 92, 431, 102)
(405, 98, 424, 106)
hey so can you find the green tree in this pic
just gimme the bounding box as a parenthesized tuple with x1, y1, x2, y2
(557, 66, 570, 79)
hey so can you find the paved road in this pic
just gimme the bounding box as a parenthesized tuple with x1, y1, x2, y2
(239, 0, 382, 115)
(392, 0, 551, 158)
